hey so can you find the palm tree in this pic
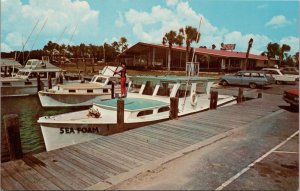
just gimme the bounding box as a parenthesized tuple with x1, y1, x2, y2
(279, 44, 291, 67)
(292, 52, 299, 68)
(162, 30, 178, 71)
(119, 37, 128, 53)
(179, 26, 200, 63)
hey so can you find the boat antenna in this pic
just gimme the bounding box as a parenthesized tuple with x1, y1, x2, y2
(25, 18, 48, 62)
(16, 19, 40, 63)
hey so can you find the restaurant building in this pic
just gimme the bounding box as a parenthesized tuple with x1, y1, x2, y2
(118, 42, 278, 71)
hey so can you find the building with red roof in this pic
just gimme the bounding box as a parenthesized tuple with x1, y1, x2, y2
(118, 42, 278, 71)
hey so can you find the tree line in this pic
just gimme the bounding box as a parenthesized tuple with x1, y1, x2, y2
(1, 37, 128, 65)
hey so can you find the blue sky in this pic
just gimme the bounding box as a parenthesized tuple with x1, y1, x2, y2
(1, 0, 299, 55)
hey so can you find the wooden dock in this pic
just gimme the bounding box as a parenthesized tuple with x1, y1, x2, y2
(1, 94, 285, 190)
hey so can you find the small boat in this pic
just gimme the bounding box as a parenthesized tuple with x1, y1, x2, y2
(1, 58, 22, 77)
(1, 56, 65, 97)
(38, 75, 237, 151)
(38, 66, 122, 108)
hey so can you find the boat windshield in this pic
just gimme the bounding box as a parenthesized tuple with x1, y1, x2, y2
(24, 60, 38, 69)
(95, 77, 107, 83)
(16, 71, 30, 77)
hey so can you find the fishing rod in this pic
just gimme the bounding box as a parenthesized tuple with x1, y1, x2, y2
(25, 18, 48, 62)
(16, 19, 40, 62)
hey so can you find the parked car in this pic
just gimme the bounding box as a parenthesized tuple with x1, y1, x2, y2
(262, 68, 299, 84)
(283, 89, 299, 109)
(219, 70, 274, 89)
(281, 67, 299, 75)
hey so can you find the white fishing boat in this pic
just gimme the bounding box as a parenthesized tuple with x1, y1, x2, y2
(38, 66, 123, 107)
(1, 56, 65, 97)
(38, 75, 237, 151)
(0, 58, 22, 77)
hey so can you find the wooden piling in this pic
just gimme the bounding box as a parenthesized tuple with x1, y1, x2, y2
(59, 74, 64, 84)
(111, 82, 115, 99)
(47, 73, 52, 89)
(117, 99, 125, 130)
(237, 87, 244, 103)
(170, 97, 179, 119)
(4, 66, 7, 77)
(144, 81, 152, 95)
(258, 91, 262, 98)
(3, 114, 23, 160)
(37, 74, 41, 91)
(210, 91, 218, 109)
(162, 82, 169, 96)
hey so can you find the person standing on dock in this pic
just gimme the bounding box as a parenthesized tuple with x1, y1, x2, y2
(114, 62, 127, 97)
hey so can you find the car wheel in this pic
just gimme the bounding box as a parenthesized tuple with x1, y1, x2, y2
(249, 83, 257, 89)
(276, 80, 282, 85)
(221, 80, 228, 86)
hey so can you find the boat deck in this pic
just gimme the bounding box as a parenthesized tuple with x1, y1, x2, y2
(1, 93, 284, 190)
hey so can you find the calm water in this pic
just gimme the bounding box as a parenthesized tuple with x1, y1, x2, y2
(1, 96, 84, 154)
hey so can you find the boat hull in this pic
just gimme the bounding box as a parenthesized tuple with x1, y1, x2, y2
(40, 119, 167, 151)
(38, 92, 112, 107)
(39, 95, 237, 151)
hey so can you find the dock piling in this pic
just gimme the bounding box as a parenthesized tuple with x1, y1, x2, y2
(237, 88, 244, 103)
(111, 82, 115, 99)
(48, 73, 52, 89)
(258, 91, 262, 98)
(117, 99, 125, 130)
(37, 74, 41, 92)
(170, 97, 179, 119)
(3, 114, 23, 160)
(210, 91, 218, 109)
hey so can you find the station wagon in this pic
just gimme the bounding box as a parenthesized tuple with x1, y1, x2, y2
(219, 70, 274, 89)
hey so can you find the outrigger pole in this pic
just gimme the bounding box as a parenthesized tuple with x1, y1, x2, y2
(181, 17, 203, 112)
(25, 18, 48, 62)
(16, 19, 40, 63)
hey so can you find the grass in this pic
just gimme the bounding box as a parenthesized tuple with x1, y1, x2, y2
(59, 63, 223, 78)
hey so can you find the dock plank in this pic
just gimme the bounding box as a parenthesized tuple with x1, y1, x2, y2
(1, 95, 285, 190)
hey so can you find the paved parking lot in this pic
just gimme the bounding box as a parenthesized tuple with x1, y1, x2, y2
(112, 84, 299, 190)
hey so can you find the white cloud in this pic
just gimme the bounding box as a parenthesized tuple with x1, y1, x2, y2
(166, 0, 178, 6)
(2, 0, 100, 51)
(115, 11, 125, 27)
(265, 15, 291, 28)
(123, 1, 286, 55)
(1, 43, 13, 52)
(280, 36, 299, 55)
(125, 2, 222, 45)
(223, 31, 271, 54)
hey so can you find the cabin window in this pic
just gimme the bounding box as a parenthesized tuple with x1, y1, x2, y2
(87, 89, 93, 93)
(39, 72, 47, 78)
(69, 90, 76, 93)
(103, 89, 108, 93)
(24, 81, 32, 85)
(137, 110, 153, 117)
(158, 106, 170, 113)
(96, 77, 106, 83)
(2, 82, 11, 86)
